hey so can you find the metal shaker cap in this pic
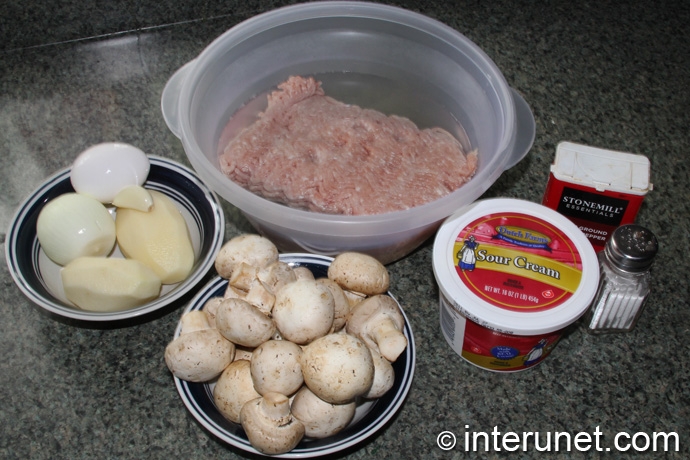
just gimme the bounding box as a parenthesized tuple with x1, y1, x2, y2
(606, 224, 658, 272)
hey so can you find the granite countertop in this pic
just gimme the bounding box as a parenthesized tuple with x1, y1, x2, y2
(1, 0, 688, 458)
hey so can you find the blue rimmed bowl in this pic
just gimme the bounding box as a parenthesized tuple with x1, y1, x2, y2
(171, 253, 416, 458)
(5, 156, 225, 323)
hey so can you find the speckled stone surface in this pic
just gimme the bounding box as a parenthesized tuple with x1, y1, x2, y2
(1, 1, 689, 459)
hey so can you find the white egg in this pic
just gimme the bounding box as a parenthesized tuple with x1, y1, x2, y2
(36, 193, 117, 266)
(70, 142, 150, 203)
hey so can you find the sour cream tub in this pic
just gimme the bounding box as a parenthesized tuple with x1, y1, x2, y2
(432, 198, 599, 372)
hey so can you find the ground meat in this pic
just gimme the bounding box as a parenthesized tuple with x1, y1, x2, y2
(219, 76, 478, 215)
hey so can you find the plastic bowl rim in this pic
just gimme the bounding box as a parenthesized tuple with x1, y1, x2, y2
(174, 1, 519, 235)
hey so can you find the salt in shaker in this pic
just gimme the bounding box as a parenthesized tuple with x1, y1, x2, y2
(584, 224, 658, 333)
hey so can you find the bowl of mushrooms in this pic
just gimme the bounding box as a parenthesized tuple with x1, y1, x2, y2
(165, 234, 415, 457)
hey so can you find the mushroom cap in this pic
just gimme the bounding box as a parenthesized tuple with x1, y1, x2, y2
(292, 266, 315, 281)
(328, 252, 390, 296)
(214, 234, 279, 279)
(164, 328, 235, 382)
(316, 278, 351, 332)
(300, 333, 374, 404)
(365, 348, 395, 399)
(215, 298, 276, 348)
(202, 296, 223, 329)
(250, 340, 304, 396)
(240, 392, 305, 455)
(213, 359, 261, 423)
(291, 386, 356, 439)
(273, 280, 334, 345)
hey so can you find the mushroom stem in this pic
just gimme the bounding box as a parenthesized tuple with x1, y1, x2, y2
(371, 317, 408, 363)
(345, 295, 408, 362)
(179, 310, 211, 334)
(240, 392, 305, 455)
(260, 392, 293, 424)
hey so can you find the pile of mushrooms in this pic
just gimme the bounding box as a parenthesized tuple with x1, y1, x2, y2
(164, 234, 408, 455)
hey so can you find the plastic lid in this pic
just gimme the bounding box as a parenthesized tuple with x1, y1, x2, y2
(432, 198, 600, 335)
(551, 142, 652, 194)
(606, 224, 658, 272)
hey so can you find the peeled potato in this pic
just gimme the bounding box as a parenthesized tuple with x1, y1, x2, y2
(116, 190, 194, 284)
(61, 257, 162, 311)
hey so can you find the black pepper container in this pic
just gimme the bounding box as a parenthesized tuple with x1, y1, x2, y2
(583, 224, 658, 333)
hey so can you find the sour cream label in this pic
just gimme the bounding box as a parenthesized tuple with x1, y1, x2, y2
(433, 199, 599, 372)
(452, 213, 583, 312)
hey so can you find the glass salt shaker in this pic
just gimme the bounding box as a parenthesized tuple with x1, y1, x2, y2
(584, 224, 658, 333)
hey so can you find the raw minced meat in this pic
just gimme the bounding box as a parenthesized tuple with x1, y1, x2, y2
(218, 75, 478, 215)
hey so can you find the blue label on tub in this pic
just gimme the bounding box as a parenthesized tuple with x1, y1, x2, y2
(491, 346, 519, 360)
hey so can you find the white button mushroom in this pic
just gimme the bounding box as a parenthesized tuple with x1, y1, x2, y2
(224, 284, 246, 300)
(250, 340, 304, 396)
(292, 266, 315, 281)
(290, 386, 356, 439)
(257, 260, 298, 293)
(202, 296, 223, 329)
(164, 311, 235, 382)
(365, 348, 395, 399)
(272, 280, 335, 345)
(215, 298, 276, 348)
(343, 289, 367, 308)
(240, 392, 305, 455)
(214, 234, 279, 279)
(213, 359, 261, 424)
(346, 295, 408, 363)
(228, 262, 259, 291)
(316, 278, 351, 332)
(328, 252, 390, 296)
(300, 333, 374, 405)
(233, 345, 254, 362)
(244, 278, 276, 315)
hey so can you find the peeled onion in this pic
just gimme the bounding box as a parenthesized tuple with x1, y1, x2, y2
(112, 185, 154, 211)
(36, 193, 116, 266)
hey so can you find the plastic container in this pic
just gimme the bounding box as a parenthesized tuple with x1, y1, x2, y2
(433, 198, 599, 371)
(542, 142, 652, 252)
(161, 1, 536, 264)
